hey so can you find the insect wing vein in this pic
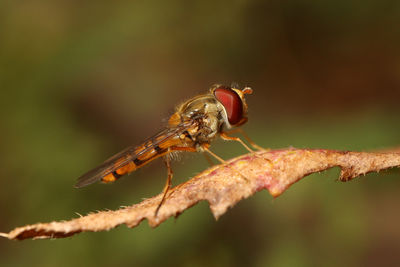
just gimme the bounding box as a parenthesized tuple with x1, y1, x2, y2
(74, 120, 196, 188)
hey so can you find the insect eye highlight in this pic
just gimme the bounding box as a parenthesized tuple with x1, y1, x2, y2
(213, 86, 243, 125)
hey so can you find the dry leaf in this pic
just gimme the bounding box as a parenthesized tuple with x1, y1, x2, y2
(1, 148, 400, 240)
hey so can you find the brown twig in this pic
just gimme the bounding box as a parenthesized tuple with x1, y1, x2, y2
(1, 148, 400, 240)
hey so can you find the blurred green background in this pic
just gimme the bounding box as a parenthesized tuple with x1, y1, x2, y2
(1, 1, 400, 266)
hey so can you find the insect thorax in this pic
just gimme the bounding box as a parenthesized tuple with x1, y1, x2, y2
(178, 94, 227, 146)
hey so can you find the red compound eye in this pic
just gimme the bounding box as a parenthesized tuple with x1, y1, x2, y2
(214, 86, 243, 125)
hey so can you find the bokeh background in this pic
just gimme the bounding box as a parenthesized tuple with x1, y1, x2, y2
(1, 1, 400, 266)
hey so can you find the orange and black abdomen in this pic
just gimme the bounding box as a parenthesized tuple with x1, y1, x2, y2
(100, 141, 171, 184)
(75, 126, 193, 188)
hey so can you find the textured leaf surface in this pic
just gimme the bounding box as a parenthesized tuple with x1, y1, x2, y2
(2, 148, 400, 240)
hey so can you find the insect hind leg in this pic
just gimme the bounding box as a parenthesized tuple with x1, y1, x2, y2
(154, 145, 199, 216)
(155, 154, 173, 216)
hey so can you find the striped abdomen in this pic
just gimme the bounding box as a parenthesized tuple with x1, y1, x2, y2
(75, 125, 194, 188)
(100, 139, 174, 184)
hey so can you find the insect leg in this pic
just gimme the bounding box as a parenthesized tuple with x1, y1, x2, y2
(220, 132, 254, 153)
(202, 145, 225, 163)
(202, 145, 250, 182)
(203, 153, 215, 166)
(155, 153, 173, 216)
(155, 146, 198, 216)
(221, 128, 264, 151)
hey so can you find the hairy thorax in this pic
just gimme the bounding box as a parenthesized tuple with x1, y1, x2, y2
(169, 94, 227, 148)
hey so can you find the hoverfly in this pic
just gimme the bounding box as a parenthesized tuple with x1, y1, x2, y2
(75, 84, 259, 214)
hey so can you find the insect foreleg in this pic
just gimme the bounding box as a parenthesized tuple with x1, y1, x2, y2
(221, 128, 264, 151)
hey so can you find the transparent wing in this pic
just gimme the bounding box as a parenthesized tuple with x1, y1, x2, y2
(74, 121, 196, 188)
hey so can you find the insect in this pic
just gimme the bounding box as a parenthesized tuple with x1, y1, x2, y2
(75, 84, 259, 214)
